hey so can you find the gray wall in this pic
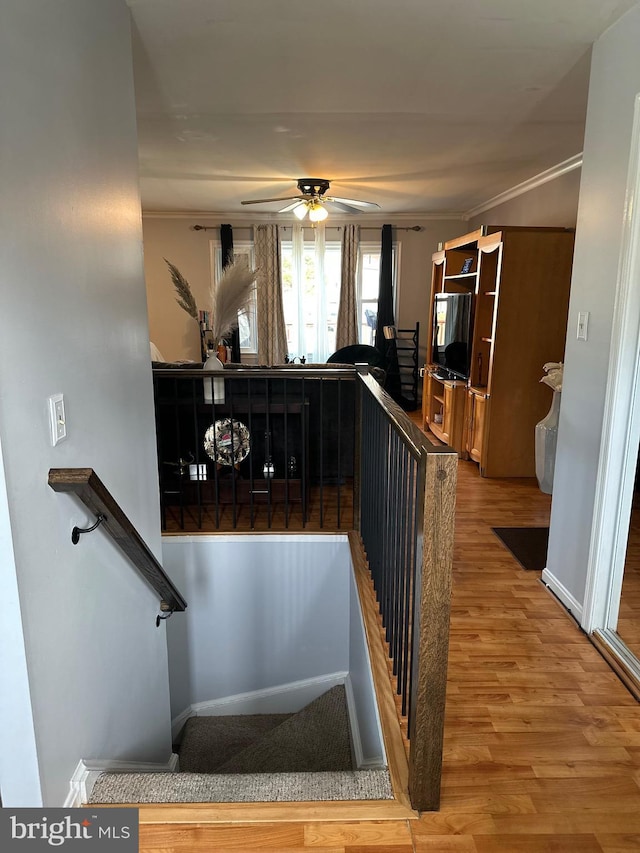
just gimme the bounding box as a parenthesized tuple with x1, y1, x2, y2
(0, 0, 172, 806)
(546, 4, 640, 609)
(163, 536, 351, 713)
(162, 535, 385, 765)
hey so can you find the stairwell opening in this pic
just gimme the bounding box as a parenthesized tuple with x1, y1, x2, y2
(89, 534, 394, 804)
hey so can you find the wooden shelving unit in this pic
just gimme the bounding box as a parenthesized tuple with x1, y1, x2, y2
(422, 226, 575, 477)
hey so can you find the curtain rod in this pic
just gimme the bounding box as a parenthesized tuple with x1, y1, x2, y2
(192, 224, 423, 232)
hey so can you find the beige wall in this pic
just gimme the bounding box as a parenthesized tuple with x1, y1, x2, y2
(467, 167, 581, 231)
(142, 215, 463, 364)
(143, 166, 582, 365)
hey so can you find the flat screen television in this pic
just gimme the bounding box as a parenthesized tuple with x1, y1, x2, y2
(432, 292, 474, 380)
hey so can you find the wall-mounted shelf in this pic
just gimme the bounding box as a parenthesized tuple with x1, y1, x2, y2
(444, 272, 477, 281)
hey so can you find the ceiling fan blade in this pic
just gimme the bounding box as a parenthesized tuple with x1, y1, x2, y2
(329, 196, 380, 209)
(327, 200, 365, 215)
(241, 195, 300, 205)
(279, 200, 305, 213)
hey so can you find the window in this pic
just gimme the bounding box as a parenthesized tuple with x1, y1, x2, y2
(280, 231, 400, 360)
(357, 242, 399, 345)
(280, 226, 341, 363)
(210, 241, 258, 355)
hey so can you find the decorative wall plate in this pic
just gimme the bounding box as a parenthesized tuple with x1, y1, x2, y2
(204, 418, 251, 466)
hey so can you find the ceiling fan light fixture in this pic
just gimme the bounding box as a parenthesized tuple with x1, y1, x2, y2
(308, 201, 328, 222)
(293, 202, 308, 220)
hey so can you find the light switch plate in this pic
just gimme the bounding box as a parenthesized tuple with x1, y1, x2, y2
(48, 393, 67, 445)
(577, 311, 590, 341)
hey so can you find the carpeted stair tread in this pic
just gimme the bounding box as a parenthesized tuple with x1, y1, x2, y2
(89, 769, 393, 803)
(178, 713, 292, 773)
(214, 685, 354, 774)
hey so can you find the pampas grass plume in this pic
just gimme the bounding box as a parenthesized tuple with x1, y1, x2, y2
(211, 260, 258, 343)
(164, 258, 198, 321)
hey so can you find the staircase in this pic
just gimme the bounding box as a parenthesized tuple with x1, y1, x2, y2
(88, 687, 392, 804)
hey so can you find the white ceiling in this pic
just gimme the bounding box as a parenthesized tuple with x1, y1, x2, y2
(128, 0, 638, 216)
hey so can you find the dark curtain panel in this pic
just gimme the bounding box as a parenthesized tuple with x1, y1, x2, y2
(374, 224, 401, 401)
(221, 223, 241, 362)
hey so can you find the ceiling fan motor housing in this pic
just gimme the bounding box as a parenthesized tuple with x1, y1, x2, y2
(297, 178, 330, 197)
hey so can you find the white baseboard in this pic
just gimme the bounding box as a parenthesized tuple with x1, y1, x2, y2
(172, 672, 349, 737)
(541, 569, 584, 623)
(344, 674, 386, 770)
(344, 674, 364, 769)
(65, 754, 179, 807)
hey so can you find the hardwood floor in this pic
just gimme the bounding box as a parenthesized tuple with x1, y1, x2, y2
(616, 492, 640, 660)
(162, 481, 355, 532)
(141, 450, 640, 852)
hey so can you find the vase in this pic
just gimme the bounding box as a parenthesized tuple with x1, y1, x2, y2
(203, 351, 225, 404)
(535, 390, 561, 494)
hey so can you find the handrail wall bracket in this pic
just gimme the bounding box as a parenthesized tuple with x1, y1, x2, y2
(48, 468, 187, 615)
(71, 513, 106, 544)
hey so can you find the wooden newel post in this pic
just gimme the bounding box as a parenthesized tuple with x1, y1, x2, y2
(408, 449, 457, 811)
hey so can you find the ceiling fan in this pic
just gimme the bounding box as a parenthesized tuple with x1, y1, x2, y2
(241, 178, 380, 221)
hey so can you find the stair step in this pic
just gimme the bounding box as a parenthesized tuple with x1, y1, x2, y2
(178, 713, 292, 773)
(88, 685, 386, 804)
(214, 685, 353, 774)
(89, 769, 393, 803)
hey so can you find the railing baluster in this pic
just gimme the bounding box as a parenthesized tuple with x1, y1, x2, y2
(265, 378, 272, 529)
(319, 378, 324, 529)
(302, 376, 307, 528)
(191, 377, 203, 530)
(337, 377, 342, 528)
(284, 377, 289, 529)
(172, 377, 184, 530)
(247, 377, 255, 529)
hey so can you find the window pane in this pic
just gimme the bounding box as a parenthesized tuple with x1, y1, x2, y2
(361, 301, 378, 346)
(280, 237, 341, 362)
(361, 252, 381, 300)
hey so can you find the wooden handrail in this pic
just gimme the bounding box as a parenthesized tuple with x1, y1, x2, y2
(357, 376, 457, 811)
(48, 468, 187, 613)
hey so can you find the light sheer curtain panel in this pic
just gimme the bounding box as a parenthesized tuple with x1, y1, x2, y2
(255, 224, 287, 364)
(336, 223, 360, 349)
(288, 223, 333, 362)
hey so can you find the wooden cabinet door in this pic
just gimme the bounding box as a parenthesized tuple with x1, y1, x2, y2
(467, 391, 488, 466)
(441, 382, 466, 453)
(442, 383, 456, 444)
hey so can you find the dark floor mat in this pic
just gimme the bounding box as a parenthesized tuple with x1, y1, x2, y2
(492, 526, 549, 571)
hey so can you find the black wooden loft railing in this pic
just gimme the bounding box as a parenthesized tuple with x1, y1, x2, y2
(152, 367, 358, 531)
(48, 468, 187, 615)
(358, 373, 458, 812)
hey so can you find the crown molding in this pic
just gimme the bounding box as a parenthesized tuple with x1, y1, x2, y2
(463, 153, 583, 221)
(141, 209, 466, 223)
